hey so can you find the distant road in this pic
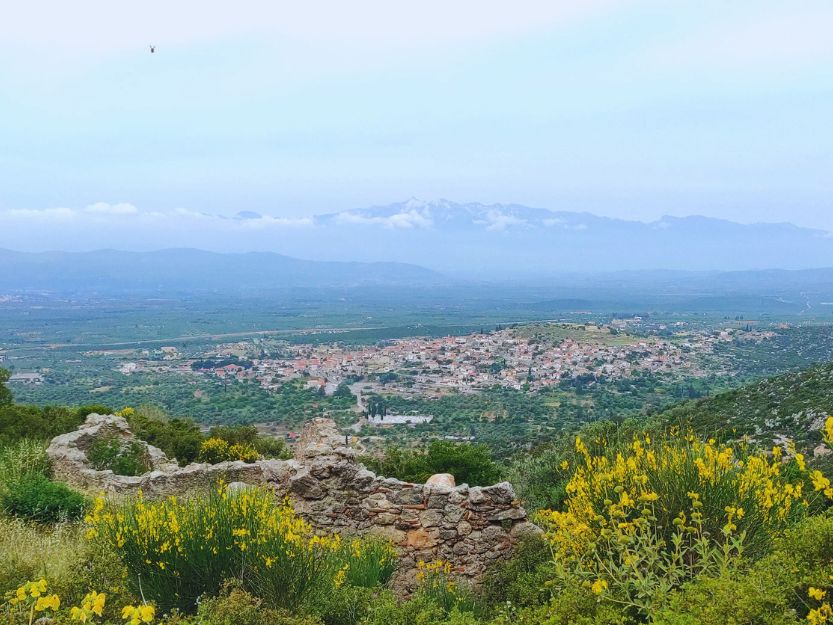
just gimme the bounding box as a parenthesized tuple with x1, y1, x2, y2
(7, 317, 561, 352)
(23, 326, 387, 351)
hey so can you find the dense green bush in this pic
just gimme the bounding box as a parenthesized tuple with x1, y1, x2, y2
(87, 435, 152, 476)
(651, 513, 833, 625)
(0, 438, 86, 524)
(488, 584, 632, 625)
(479, 536, 553, 608)
(188, 581, 324, 625)
(361, 440, 502, 485)
(0, 403, 108, 447)
(119, 408, 290, 466)
(307, 584, 384, 625)
(0, 474, 86, 523)
(121, 405, 204, 465)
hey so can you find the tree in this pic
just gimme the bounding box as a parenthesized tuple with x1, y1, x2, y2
(0, 368, 12, 406)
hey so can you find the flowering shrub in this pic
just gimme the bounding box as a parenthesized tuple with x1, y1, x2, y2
(197, 437, 260, 464)
(85, 485, 396, 613)
(537, 431, 812, 617)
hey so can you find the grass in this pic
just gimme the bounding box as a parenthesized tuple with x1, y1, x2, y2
(0, 439, 50, 492)
(0, 516, 84, 592)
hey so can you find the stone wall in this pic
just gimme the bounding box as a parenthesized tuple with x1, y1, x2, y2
(47, 415, 540, 590)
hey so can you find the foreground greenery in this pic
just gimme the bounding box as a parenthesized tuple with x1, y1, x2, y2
(6, 365, 833, 623)
(5, 420, 833, 624)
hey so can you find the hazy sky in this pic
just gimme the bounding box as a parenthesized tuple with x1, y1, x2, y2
(1, 0, 833, 246)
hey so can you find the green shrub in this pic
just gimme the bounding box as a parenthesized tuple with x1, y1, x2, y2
(488, 582, 633, 625)
(308, 584, 380, 625)
(480, 535, 553, 608)
(361, 592, 481, 625)
(0, 404, 91, 447)
(87, 436, 152, 476)
(122, 405, 203, 465)
(0, 474, 86, 523)
(190, 581, 324, 625)
(361, 440, 502, 485)
(650, 570, 800, 625)
(650, 514, 833, 624)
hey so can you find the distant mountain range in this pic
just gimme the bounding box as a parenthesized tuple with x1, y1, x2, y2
(247, 198, 833, 276)
(4, 199, 833, 299)
(3, 199, 833, 276)
(5, 247, 833, 317)
(0, 248, 444, 293)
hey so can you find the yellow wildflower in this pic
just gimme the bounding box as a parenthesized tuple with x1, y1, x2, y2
(810, 587, 828, 601)
(591, 579, 608, 595)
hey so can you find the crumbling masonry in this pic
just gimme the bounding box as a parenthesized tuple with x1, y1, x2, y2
(47, 414, 540, 590)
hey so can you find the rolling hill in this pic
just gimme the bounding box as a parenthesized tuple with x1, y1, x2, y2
(0, 248, 445, 293)
(660, 361, 833, 455)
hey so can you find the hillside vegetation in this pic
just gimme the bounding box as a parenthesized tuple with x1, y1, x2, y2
(4, 365, 833, 624)
(659, 361, 833, 452)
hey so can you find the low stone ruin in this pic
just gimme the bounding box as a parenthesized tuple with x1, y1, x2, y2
(47, 414, 540, 590)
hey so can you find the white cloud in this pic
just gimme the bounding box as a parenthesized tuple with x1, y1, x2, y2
(335, 210, 434, 229)
(0, 207, 77, 221)
(0, 203, 314, 230)
(476, 210, 527, 231)
(238, 215, 313, 229)
(84, 202, 138, 215)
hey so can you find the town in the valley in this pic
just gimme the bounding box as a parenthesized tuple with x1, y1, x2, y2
(68, 321, 772, 425)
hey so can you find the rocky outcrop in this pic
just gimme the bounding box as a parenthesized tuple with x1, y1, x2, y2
(48, 414, 539, 591)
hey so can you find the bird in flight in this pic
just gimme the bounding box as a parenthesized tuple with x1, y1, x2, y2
(150, 45, 156, 53)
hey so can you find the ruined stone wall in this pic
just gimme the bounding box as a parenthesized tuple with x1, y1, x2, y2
(47, 415, 540, 590)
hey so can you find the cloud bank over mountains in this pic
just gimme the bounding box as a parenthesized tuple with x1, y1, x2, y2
(2, 198, 832, 276)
